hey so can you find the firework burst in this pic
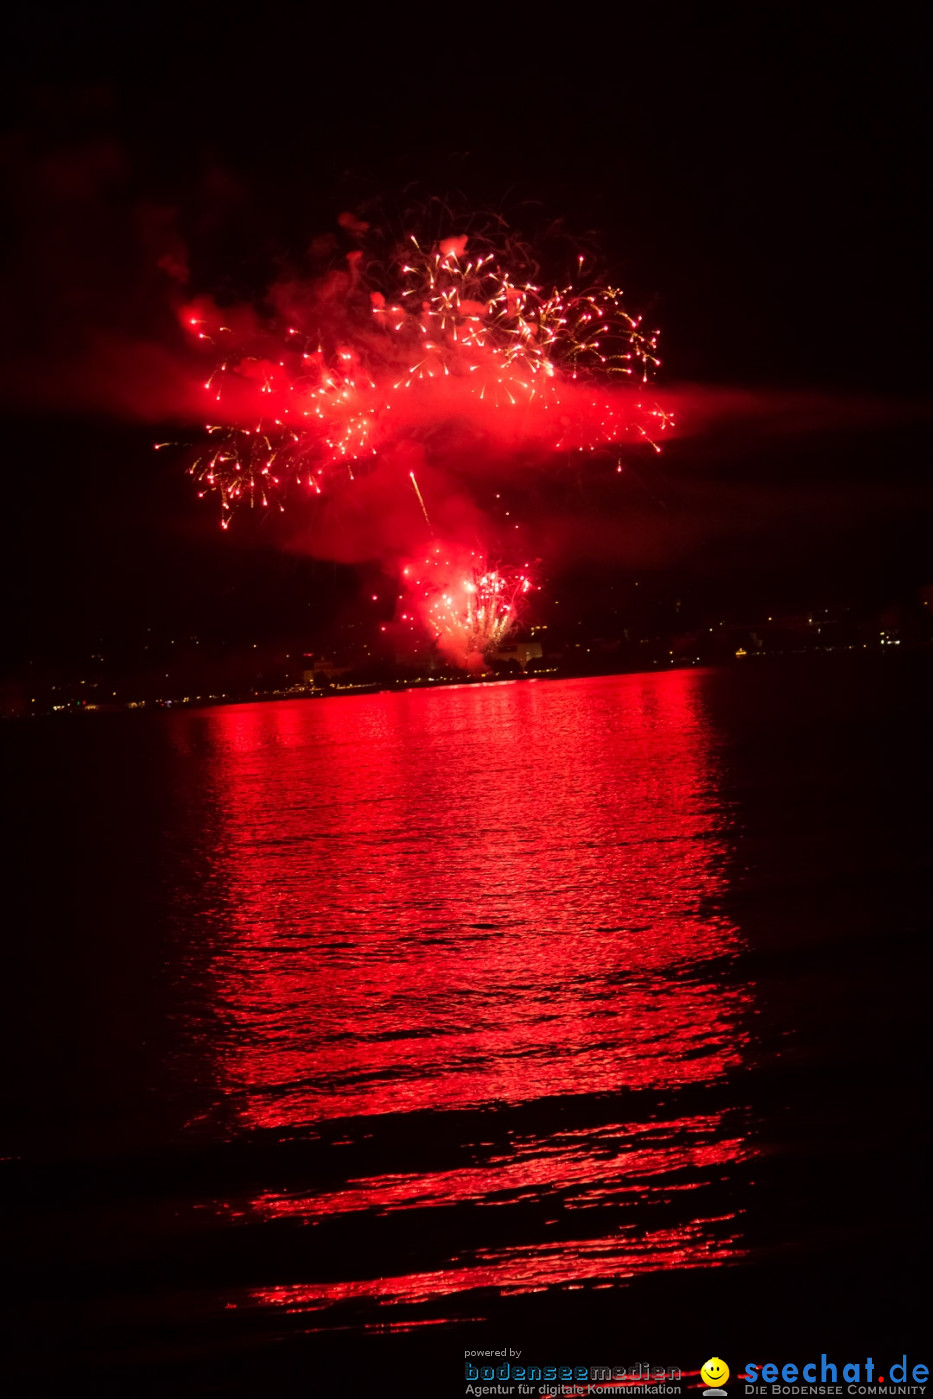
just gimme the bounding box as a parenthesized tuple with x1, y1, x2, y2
(178, 212, 670, 666)
(397, 545, 535, 665)
(181, 219, 669, 527)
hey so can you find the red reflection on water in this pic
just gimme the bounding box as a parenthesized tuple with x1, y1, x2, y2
(194, 672, 748, 1122)
(253, 1116, 749, 1220)
(183, 671, 754, 1303)
(250, 1216, 742, 1311)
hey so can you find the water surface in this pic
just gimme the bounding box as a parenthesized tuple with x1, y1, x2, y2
(3, 660, 929, 1386)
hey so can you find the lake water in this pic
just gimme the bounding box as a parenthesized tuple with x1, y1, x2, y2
(2, 659, 929, 1393)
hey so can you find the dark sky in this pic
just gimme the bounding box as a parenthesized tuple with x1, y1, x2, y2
(1, 4, 929, 665)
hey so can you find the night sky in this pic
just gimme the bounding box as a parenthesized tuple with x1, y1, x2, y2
(1, 5, 929, 671)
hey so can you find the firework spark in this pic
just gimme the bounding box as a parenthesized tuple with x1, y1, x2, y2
(409, 471, 431, 525)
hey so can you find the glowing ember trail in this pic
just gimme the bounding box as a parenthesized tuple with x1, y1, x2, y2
(179, 214, 670, 663)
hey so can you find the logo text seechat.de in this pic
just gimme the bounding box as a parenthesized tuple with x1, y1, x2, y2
(744, 1357, 929, 1394)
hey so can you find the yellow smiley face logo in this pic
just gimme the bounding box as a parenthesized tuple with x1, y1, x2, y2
(701, 1359, 730, 1389)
